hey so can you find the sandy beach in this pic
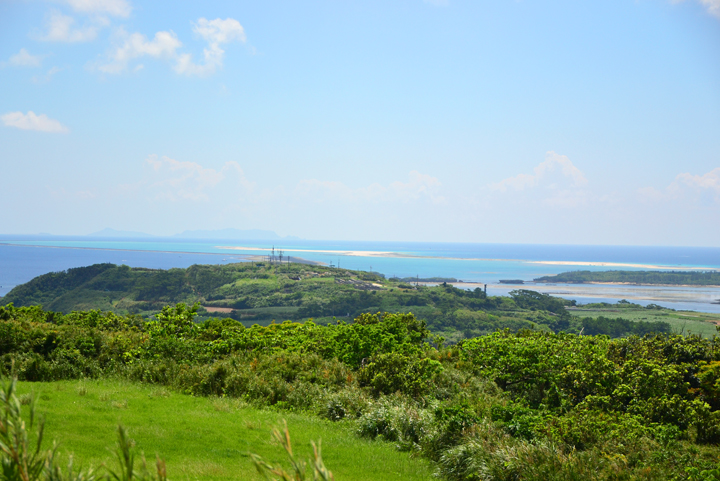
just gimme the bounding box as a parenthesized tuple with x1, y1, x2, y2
(217, 245, 421, 258)
(218, 245, 720, 271)
(527, 260, 720, 271)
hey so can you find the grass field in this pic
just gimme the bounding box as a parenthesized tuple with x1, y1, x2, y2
(16, 380, 433, 481)
(569, 307, 720, 338)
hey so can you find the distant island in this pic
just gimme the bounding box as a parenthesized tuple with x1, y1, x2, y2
(535, 270, 720, 286)
(1, 262, 684, 340)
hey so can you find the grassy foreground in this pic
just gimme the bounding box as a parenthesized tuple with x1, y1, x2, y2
(16, 379, 433, 481)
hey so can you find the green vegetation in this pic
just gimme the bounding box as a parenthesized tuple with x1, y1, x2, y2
(569, 300, 720, 338)
(4, 302, 720, 478)
(8, 379, 430, 480)
(535, 270, 720, 286)
(0, 263, 568, 341)
(5, 263, 700, 342)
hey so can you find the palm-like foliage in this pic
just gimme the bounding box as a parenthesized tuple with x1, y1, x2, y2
(0, 379, 48, 481)
(251, 421, 333, 481)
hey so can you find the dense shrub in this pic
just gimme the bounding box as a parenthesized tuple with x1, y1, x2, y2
(3, 304, 720, 479)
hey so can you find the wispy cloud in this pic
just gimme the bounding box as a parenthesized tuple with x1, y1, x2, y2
(699, 0, 720, 17)
(1, 111, 69, 133)
(59, 0, 132, 18)
(672, 0, 720, 18)
(98, 17, 245, 76)
(115, 155, 444, 218)
(39, 11, 98, 42)
(120, 155, 254, 202)
(7, 49, 43, 67)
(98, 28, 182, 74)
(32, 66, 64, 84)
(492, 151, 587, 192)
(488, 152, 589, 208)
(175, 18, 246, 76)
(638, 167, 720, 204)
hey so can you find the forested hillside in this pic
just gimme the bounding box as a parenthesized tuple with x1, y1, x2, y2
(535, 270, 720, 286)
(1, 263, 674, 340)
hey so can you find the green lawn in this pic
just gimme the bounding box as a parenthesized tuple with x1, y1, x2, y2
(569, 308, 720, 338)
(17, 380, 433, 481)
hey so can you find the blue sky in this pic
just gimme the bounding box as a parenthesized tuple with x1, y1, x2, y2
(1, 0, 719, 245)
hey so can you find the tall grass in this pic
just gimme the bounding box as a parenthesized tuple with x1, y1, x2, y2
(11, 379, 433, 481)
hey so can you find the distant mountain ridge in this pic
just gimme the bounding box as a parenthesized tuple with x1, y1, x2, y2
(85, 228, 300, 240)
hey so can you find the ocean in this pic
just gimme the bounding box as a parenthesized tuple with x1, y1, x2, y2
(2, 236, 720, 313)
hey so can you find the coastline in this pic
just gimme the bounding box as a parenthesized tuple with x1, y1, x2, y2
(4, 242, 719, 272)
(0, 242, 324, 266)
(218, 246, 720, 271)
(436, 282, 720, 308)
(526, 260, 720, 271)
(537, 281, 720, 289)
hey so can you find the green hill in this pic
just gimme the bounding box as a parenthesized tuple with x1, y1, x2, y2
(535, 270, 720, 285)
(1, 262, 681, 340)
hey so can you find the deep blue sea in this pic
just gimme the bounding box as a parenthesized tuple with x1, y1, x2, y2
(2, 236, 720, 313)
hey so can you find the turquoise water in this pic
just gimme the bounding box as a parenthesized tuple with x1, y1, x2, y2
(2, 236, 720, 312)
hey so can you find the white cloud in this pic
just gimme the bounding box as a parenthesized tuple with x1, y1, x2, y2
(40, 11, 98, 42)
(676, 167, 720, 193)
(672, 168, 720, 204)
(700, 0, 720, 17)
(61, 0, 132, 18)
(98, 29, 182, 74)
(1, 111, 69, 133)
(672, 0, 720, 18)
(122, 156, 440, 212)
(174, 18, 246, 76)
(194, 17, 247, 45)
(389, 171, 446, 203)
(98, 17, 245, 75)
(8, 49, 43, 67)
(492, 151, 587, 192)
(32, 66, 63, 84)
(488, 151, 589, 208)
(130, 155, 253, 202)
(638, 167, 720, 204)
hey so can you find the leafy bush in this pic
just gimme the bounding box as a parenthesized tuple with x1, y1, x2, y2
(3, 304, 720, 479)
